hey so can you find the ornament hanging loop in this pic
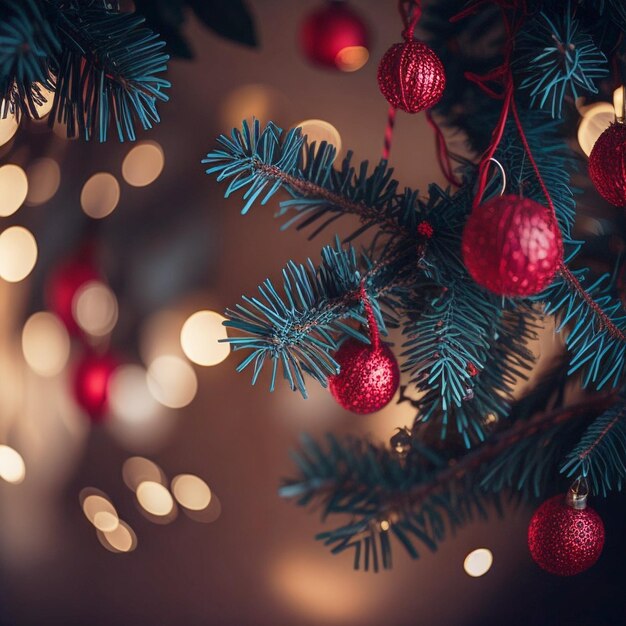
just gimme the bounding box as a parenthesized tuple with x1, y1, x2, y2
(566, 476, 589, 510)
(359, 280, 381, 351)
(488, 158, 507, 196)
(399, 0, 422, 41)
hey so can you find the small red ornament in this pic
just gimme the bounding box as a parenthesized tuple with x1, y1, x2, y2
(46, 249, 101, 335)
(72, 352, 119, 421)
(528, 494, 605, 576)
(588, 122, 626, 207)
(300, 1, 370, 71)
(377, 41, 445, 113)
(462, 195, 563, 297)
(329, 338, 400, 414)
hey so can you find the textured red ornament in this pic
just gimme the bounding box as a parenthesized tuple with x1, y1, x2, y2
(589, 122, 626, 207)
(46, 252, 101, 335)
(300, 2, 369, 70)
(377, 41, 445, 113)
(73, 352, 119, 421)
(528, 495, 605, 576)
(329, 338, 399, 414)
(462, 195, 563, 297)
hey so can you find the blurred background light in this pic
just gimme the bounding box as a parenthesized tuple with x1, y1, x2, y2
(108, 365, 161, 425)
(80, 489, 119, 531)
(0, 164, 28, 216)
(122, 457, 166, 492)
(295, 119, 342, 157)
(22, 311, 70, 377)
(97, 520, 137, 553)
(80, 172, 120, 219)
(463, 548, 493, 577)
(32, 85, 54, 119)
(0, 445, 25, 484)
(136, 480, 174, 517)
(220, 83, 284, 129)
(72, 280, 118, 337)
(25, 158, 61, 206)
(0, 226, 38, 282)
(578, 102, 615, 157)
(335, 46, 369, 72)
(0, 111, 18, 146)
(171, 474, 211, 511)
(146, 355, 197, 409)
(139, 309, 186, 365)
(121, 141, 164, 187)
(180, 310, 230, 366)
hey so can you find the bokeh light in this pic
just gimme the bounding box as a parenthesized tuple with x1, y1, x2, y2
(80, 489, 119, 531)
(180, 310, 230, 366)
(25, 158, 61, 205)
(0, 445, 25, 484)
(295, 119, 342, 158)
(32, 85, 54, 119)
(80, 172, 120, 219)
(171, 474, 211, 511)
(121, 141, 164, 187)
(0, 164, 28, 216)
(335, 46, 369, 72)
(22, 311, 70, 377)
(0, 226, 37, 282)
(221, 84, 283, 129)
(73, 280, 118, 337)
(578, 102, 615, 157)
(139, 309, 186, 365)
(109, 365, 161, 425)
(463, 548, 493, 577)
(122, 456, 166, 491)
(0, 111, 18, 146)
(147, 355, 198, 409)
(136, 480, 174, 516)
(97, 520, 137, 553)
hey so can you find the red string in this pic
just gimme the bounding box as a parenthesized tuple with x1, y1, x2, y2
(382, 105, 397, 160)
(398, 0, 422, 41)
(359, 281, 380, 350)
(425, 110, 462, 187)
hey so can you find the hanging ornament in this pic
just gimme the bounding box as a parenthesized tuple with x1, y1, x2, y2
(462, 195, 563, 297)
(72, 352, 119, 421)
(390, 428, 412, 457)
(377, 1, 445, 113)
(299, 1, 370, 72)
(329, 285, 399, 414)
(588, 122, 626, 207)
(46, 246, 101, 335)
(528, 480, 605, 576)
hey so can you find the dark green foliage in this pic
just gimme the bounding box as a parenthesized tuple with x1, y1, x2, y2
(515, 3, 609, 118)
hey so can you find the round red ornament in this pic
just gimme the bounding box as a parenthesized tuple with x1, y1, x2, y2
(462, 195, 563, 297)
(329, 338, 399, 414)
(377, 41, 445, 113)
(300, 1, 370, 71)
(46, 252, 101, 335)
(528, 494, 605, 576)
(72, 352, 119, 421)
(589, 122, 626, 207)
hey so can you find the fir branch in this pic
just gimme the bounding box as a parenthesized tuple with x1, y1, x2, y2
(561, 397, 626, 495)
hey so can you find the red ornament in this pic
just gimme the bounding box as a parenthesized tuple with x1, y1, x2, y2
(329, 338, 399, 414)
(377, 41, 445, 113)
(528, 494, 605, 576)
(589, 122, 626, 207)
(46, 250, 101, 335)
(300, 2, 370, 71)
(462, 195, 563, 297)
(72, 352, 119, 421)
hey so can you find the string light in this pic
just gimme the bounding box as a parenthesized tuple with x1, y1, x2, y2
(0, 445, 25, 484)
(80, 172, 120, 219)
(73, 280, 119, 337)
(463, 548, 493, 577)
(180, 310, 230, 366)
(146, 355, 197, 409)
(122, 457, 166, 491)
(0, 164, 28, 216)
(171, 474, 212, 511)
(108, 365, 161, 425)
(122, 141, 164, 187)
(97, 520, 137, 553)
(0, 226, 37, 282)
(22, 312, 70, 377)
(136, 480, 175, 516)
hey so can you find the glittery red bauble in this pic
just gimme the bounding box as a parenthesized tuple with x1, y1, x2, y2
(46, 253, 101, 335)
(462, 195, 563, 297)
(528, 495, 605, 576)
(72, 352, 119, 421)
(589, 122, 626, 207)
(329, 338, 399, 414)
(300, 2, 370, 70)
(377, 41, 445, 113)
